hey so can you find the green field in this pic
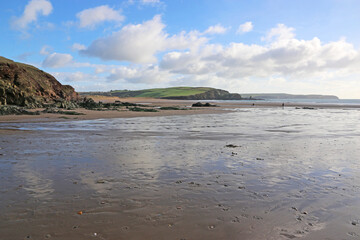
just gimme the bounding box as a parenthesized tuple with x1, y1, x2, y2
(108, 87, 214, 98)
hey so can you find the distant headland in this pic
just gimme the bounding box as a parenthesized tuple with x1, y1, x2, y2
(80, 88, 339, 100)
(80, 87, 253, 100)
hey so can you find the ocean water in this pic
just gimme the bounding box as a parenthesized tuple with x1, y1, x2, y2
(0, 107, 360, 239)
(207, 98, 360, 106)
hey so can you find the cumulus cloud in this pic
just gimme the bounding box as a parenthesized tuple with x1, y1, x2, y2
(263, 23, 295, 42)
(160, 23, 360, 86)
(107, 65, 171, 84)
(56, 20, 360, 98)
(80, 15, 208, 63)
(11, 0, 53, 30)
(52, 71, 96, 82)
(203, 24, 228, 35)
(42, 53, 73, 68)
(76, 5, 124, 29)
(237, 21, 253, 34)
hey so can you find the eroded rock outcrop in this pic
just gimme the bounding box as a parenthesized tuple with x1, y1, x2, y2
(0, 56, 79, 108)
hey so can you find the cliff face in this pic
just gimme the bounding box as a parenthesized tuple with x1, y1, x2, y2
(163, 89, 243, 100)
(0, 56, 78, 107)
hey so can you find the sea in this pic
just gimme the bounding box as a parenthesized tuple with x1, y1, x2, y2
(207, 98, 360, 106)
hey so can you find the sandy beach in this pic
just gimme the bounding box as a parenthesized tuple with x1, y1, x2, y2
(1, 99, 360, 239)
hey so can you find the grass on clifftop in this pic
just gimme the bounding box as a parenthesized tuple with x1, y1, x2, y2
(110, 87, 214, 98)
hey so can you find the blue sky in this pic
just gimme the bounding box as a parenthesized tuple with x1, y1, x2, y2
(1, 0, 360, 98)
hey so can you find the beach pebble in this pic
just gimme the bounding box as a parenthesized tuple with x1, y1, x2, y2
(351, 221, 357, 226)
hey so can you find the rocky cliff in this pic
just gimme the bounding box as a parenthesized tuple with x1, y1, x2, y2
(0, 56, 78, 107)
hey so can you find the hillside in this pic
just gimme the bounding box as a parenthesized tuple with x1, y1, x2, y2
(81, 87, 244, 100)
(0, 56, 79, 107)
(240, 93, 339, 100)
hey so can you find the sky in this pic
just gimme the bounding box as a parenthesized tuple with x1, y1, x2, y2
(1, 0, 360, 98)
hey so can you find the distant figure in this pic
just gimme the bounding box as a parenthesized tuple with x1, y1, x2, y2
(282, 103, 285, 108)
(252, 103, 255, 106)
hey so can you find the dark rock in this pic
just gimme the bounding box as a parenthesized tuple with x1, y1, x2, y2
(79, 97, 100, 109)
(192, 102, 217, 107)
(128, 107, 158, 112)
(225, 144, 239, 148)
(0, 105, 40, 115)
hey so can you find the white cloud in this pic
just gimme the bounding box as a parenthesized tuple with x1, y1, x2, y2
(11, 0, 53, 30)
(50, 20, 360, 98)
(204, 24, 228, 35)
(127, 0, 162, 6)
(141, 0, 161, 4)
(237, 21, 253, 34)
(76, 5, 124, 29)
(158, 23, 360, 97)
(42, 53, 73, 68)
(80, 15, 208, 63)
(71, 43, 86, 51)
(52, 72, 96, 82)
(107, 65, 171, 84)
(40, 45, 52, 55)
(263, 23, 295, 42)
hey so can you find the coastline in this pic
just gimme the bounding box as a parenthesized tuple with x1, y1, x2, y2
(1, 97, 360, 239)
(1, 97, 359, 123)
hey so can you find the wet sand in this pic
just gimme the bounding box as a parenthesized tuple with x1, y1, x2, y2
(1, 103, 360, 239)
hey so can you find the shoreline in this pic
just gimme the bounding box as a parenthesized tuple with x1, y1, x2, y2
(1, 97, 360, 239)
(1, 97, 359, 123)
